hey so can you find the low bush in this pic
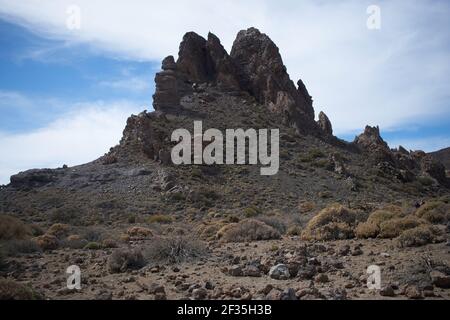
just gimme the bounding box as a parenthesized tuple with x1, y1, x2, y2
(34, 234, 59, 251)
(108, 248, 145, 273)
(301, 204, 357, 241)
(243, 206, 261, 218)
(415, 201, 449, 224)
(379, 217, 422, 238)
(286, 225, 302, 236)
(46, 223, 70, 239)
(257, 216, 287, 234)
(63, 235, 87, 249)
(144, 236, 207, 264)
(0, 279, 42, 300)
(147, 214, 173, 224)
(397, 225, 438, 248)
(298, 201, 316, 213)
(0, 215, 31, 240)
(84, 242, 102, 250)
(126, 227, 153, 239)
(218, 219, 281, 242)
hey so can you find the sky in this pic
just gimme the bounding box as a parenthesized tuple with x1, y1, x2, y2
(0, 0, 449, 184)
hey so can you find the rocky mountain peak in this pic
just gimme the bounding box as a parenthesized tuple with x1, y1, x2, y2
(354, 125, 389, 151)
(152, 28, 319, 135)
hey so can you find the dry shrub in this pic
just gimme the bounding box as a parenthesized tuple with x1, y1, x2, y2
(243, 206, 261, 218)
(108, 248, 145, 273)
(34, 234, 59, 251)
(397, 225, 439, 248)
(84, 242, 102, 250)
(0, 279, 42, 300)
(355, 207, 404, 239)
(301, 204, 357, 241)
(196, 222, 226, 241)
(219, 219, 281, 242)
(126, 227, 153, 239)
(102, 238, 118, 248)
(2, 239, 41, 256)
(144, 236, 207, 264)
(299, 201, 315, 214)
(257, 216, 287, 234)
(46, 223, 70, 238)
(415, 201, 449, 224)
(379, 217, 423, 238)
(147, 214, 173, 224)
(64, 235, 87, 249)
(0, 215, 31, 240)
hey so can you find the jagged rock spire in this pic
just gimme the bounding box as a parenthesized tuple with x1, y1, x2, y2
(153, 27, 320, 135)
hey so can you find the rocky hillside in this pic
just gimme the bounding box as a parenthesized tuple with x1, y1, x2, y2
(0, 28, 449, 301)
(430, 147, 450, 170)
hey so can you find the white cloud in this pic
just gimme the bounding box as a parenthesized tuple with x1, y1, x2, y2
(0, 1, 449, 145)
(0, 100, 144, 185)
(98, 76, 150, 93)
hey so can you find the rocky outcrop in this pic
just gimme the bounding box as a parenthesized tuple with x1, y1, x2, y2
(317, 111, 333, 136)
(119, 111, 169, 161)
(152, 28, 319, 135)
(153, 56, 181, 112)
(230, 28, 317, 134)
(10, 169, 65, 189)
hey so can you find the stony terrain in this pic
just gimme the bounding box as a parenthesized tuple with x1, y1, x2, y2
(0, 27, 449, 300)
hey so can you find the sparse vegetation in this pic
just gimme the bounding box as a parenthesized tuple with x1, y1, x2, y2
(0, 279, 42, 300)
(355, 207, 404, 239)
(218, 219, 281, 242)
(298, 201, 315, 213)
(397, 225, 438, 248)
(63, 235, 87, 249)
(2, 239, 41, 256)
(0, 215, 31, 240)
(379, 217, 422, 238)
(257, 216, 287, 234)
(34, 234, 59, 251)
(301, 204, 357, 241)
(46, 223, 70, 238)
(108, 248, 145, 273)
(126, 226, 153, 239)
(144, 236, 207, 264)
(84, 242, 102, 250)
(243, 206, 261, 218)
(287, 225, 302, 236)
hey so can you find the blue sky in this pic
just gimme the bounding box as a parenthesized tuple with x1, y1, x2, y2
(0, 0, 449, 184)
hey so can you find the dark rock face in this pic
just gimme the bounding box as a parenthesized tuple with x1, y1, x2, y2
(230, 28, 317, 134)
(430, 147, 450, 170)
(420, 155, 447, 183)
(152, 27, 319, 135)
(119, 111, 169, 161)
(354, 126, 393, 163)
(317, 111, 333, 136)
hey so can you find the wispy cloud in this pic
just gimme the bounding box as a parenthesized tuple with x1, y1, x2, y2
(0, 99, 144, 184)
(98, 76, 150, 93)
(0, 0, 448, 140)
